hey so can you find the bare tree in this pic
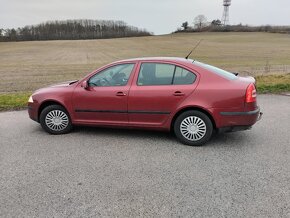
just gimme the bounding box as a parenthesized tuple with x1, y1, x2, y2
(193, 15, 208, 31)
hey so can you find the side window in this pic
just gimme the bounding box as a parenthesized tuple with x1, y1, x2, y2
(137, 63, 196, 86)
(173, 66, 196, 85)
(89, 63, 134, 87)
(137, 63, 175, 86)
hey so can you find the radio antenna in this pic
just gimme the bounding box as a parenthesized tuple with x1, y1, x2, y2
(185, 39, 203, 59)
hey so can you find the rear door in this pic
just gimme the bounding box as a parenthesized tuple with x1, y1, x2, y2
(128, 61, 198, 126)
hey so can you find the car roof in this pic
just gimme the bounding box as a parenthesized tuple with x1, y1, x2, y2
(113, 57, 195, 64)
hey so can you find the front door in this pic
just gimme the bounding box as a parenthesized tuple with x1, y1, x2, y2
(72, 63, 135, 125)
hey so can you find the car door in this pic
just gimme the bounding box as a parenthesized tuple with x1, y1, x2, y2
(72, 62, 136, 125)
(128, 61, 198, 127)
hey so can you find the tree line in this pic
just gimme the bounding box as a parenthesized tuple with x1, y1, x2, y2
(0, 19, 152, 42)
(177, 15, 290, 34)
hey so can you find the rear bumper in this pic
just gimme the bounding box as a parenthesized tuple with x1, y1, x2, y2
(218, 125, 253, 133)
(213, 107, 262, 128)
(257, 111, 263, 121)
(220, 108, 260, 116)
(217, 110, 262, 133)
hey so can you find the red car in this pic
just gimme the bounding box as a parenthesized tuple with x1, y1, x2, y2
(28, 57, 262, 146)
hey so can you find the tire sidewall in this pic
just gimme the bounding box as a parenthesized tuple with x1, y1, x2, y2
(174, 110, 213, 146)
(39, 105, 72, 134)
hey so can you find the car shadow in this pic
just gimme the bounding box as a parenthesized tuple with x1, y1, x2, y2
(207, 131, 249, 148)
(73, 125, 173, 140)
(72, 126, 248, 148)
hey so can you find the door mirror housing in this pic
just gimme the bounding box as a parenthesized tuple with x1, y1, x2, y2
(81, 80, 88, 89)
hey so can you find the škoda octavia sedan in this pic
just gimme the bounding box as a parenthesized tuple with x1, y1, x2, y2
(28, 57, 262, 146)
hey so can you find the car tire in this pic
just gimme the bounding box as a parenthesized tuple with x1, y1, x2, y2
(39, 105, 72, 134)
(174, 110, 213, 146)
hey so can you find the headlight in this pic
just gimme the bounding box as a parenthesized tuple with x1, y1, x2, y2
(28, 95, 34, 103)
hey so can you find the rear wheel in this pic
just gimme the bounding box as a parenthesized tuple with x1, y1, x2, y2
(174, 110, 213, 146)
(40, 105, 72, 134)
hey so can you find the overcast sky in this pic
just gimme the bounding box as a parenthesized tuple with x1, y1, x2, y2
(1, 0, 290, 35)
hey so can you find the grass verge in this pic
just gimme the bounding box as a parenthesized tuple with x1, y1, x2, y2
(256, 74, 290, 94)
(0, 74, 289, 112)
(0, 92, 31, 111)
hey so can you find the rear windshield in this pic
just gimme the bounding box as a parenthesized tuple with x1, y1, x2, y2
(193, 61, 237, 80)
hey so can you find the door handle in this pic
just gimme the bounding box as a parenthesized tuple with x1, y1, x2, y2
(116, 92, 126, 96)
(173, 91, 185, 96)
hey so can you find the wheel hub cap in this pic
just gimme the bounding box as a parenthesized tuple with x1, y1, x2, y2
(53, 117, 61, 124)
(189, 124, 198, 133)
(180, 116, 207, 141)
(45, 110, 69, 131)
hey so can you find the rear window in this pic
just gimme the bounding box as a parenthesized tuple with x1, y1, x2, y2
(137, 63, 196, 86)
(193, 61, 237, 80)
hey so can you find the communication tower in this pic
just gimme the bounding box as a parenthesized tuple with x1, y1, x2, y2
(222, 0, 231, 25)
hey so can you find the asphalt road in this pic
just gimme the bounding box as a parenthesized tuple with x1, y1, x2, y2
(0, 94, 289, 217)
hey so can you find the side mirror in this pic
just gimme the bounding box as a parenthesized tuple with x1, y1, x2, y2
(81, 80, 88, 89)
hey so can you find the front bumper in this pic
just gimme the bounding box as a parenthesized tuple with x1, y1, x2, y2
(28, 103, 39, 122)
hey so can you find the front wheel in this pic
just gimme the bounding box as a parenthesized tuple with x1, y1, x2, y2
(174, 110, 213, 146)
(39, 105, 72, 134)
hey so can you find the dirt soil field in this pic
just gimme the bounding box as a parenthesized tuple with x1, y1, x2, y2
(1, 32, 290, 93)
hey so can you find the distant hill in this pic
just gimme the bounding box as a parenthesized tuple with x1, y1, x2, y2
(0, 19, 152, 42)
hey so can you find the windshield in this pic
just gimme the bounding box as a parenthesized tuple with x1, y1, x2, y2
(193, 61, 237, 80)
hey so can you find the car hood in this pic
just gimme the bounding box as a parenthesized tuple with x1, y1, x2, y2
(48, 80, 79, 88)
(33, 80, 78, 94)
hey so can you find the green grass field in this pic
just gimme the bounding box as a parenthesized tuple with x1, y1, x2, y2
(0, 32, 290, 110)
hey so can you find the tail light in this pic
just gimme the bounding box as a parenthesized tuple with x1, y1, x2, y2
(245, 83, 257, 103)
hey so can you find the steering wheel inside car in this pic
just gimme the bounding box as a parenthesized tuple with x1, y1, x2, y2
(99, 78, 111, 86)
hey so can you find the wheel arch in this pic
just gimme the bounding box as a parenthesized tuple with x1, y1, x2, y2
(38, 100, 69, 121)
(170, 106, 217, 131)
